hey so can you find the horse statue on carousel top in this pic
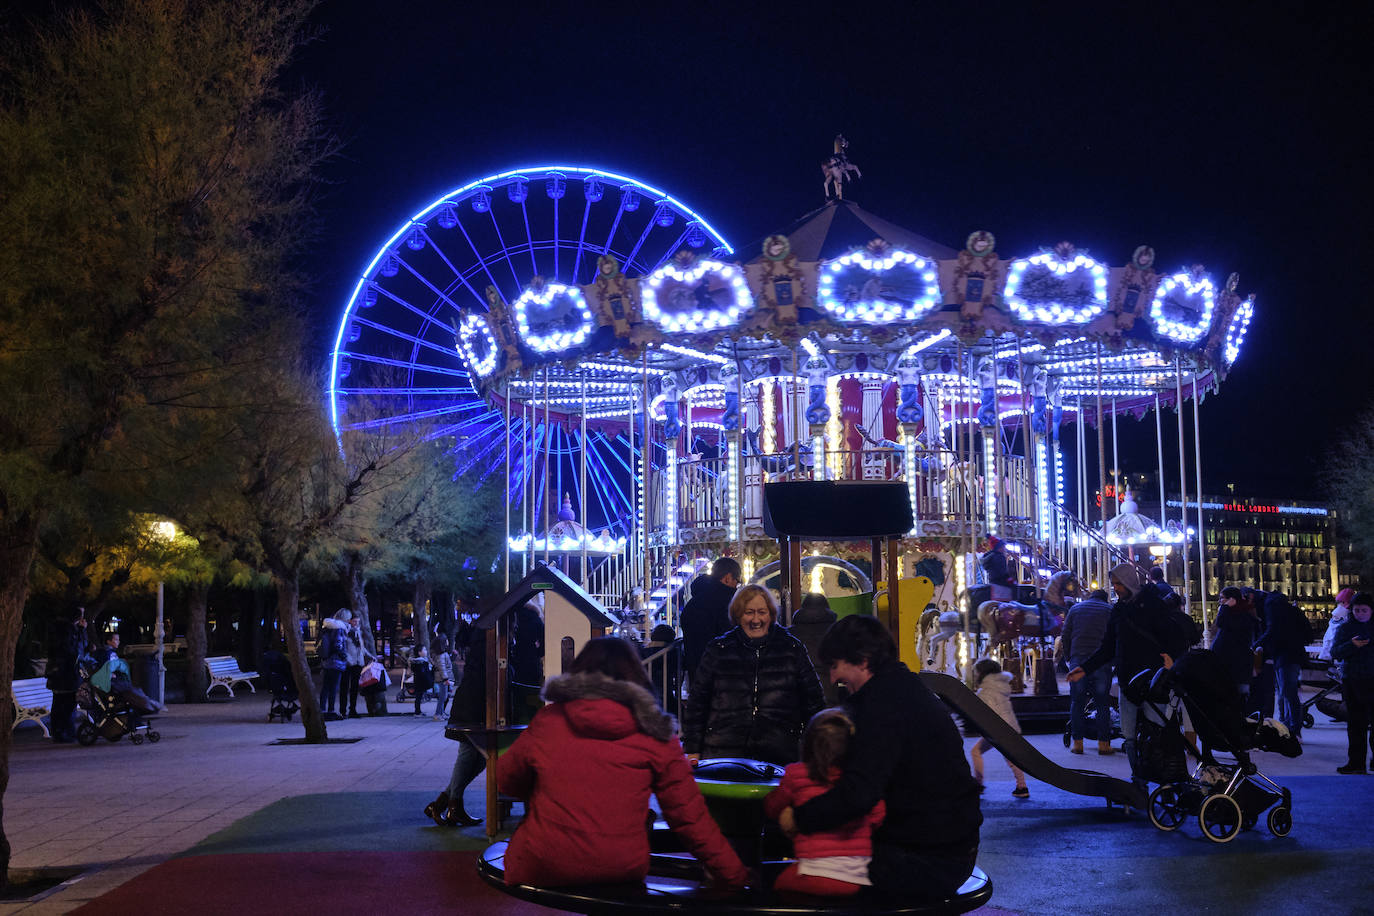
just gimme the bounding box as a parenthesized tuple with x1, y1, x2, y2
(977, 569, 1078, 651)
(822, 134, 862, 200)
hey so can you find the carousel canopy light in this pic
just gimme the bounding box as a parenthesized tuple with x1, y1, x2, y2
(1224, 297, 1254, 365)
(641, 260, 753, 334)
(1003, 253, 1109, 325)
(513, 283, 594, 353)
(817, 248, 942, 323)
(1150, 272, 1216, 344)
(456, 314, 498, 378)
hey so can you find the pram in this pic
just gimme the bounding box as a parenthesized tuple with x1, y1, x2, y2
(261, 649, 299, 723)
(75, 658, 161, 746)
(1061, 688, 1123, 748)
(1133, 649, 1300, 844)
(1299, 657, 1345, 727)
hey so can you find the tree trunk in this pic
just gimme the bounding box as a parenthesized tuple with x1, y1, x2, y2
(0, 512, 41, 888)
(273, 569, 326, 742)
(185, 581, 210, 701)
(344, 557, 375, 654)
(413, 578, 432, 653)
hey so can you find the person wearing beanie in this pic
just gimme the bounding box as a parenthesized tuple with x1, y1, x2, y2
(1068, 562, 1189, 790)
(1321, 587, 1357, 662)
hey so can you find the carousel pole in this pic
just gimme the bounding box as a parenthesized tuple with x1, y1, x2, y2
(504, 377, 512, 590)
(543, 366, 551, 569)
(628, 383, 637, 608)
(1174, 355, 1192, 612)
(580, 374, 589, 588)
(641, 350, 651, 634)
(1154, 393, 1166, 528)
(1076, 397, 1087, 581)
(791, 348, 801, 478)
(1193, 373, 1209, 629)
(1111, 397, 1120, 513)
(1096, 344, 1108, 587)
(523, 376, 532, 577)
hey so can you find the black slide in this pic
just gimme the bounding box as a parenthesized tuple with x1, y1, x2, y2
(920, 671, 1148, 810)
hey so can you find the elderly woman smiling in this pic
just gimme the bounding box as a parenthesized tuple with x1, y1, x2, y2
(682, 585, 826, 765)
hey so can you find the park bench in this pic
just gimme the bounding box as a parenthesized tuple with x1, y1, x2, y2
(204, 656, 259, 698)
(11, 678, 54, 737)
(478, 841, 992, 914)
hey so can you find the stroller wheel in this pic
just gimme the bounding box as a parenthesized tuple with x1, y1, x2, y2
(1198, 793, 1243, 844)
(76, 721, 98, 747)
(1267, 805, 1292, 837)
(1062, 726, 1070, 749)
(1302, 712, 1314, 730)
(131, 733, 144, 745)
(1148, 784, 1189, 831)
(148, 731, 161, 743)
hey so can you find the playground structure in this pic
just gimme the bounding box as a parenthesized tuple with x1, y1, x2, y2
(330, 152, 1255, 683)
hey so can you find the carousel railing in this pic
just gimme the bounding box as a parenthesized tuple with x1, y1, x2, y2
(1037, 503, 1133, 588)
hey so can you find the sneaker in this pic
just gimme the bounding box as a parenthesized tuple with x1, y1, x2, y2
(1012, 786, 1030, 799)
(1336, 763, 1368, 775)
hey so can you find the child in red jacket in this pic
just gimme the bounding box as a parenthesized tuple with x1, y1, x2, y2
(763, 708, 885, 896)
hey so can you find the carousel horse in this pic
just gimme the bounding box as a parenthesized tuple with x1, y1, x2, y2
(918, 607, 965, 675)
(822, 134, 862, 199)
(977, 569, 1078, 651)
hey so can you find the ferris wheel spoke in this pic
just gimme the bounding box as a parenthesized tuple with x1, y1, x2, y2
(341, 400, 484, 432)
(448, 210, 511, 303)
(351, 312, 465, 364)
(581, 431, 625, 534)
(340, 351, 470, 378)
(519, 197, 538, 278)
(621, 218, 658, 278)
(599, 199, 628, 264)
(569, 196, 594, 285)
(482, 207, 526, 294)
(417, 230, 492, 316)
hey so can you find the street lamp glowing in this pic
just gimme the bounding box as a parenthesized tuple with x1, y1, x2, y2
(154, 521, 176, 541)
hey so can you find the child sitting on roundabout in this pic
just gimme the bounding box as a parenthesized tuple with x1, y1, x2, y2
(763, 707, 886, 897)
(494, 636, 749, 889)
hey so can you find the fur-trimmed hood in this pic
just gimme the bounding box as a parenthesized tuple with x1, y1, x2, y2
(542, 671, 677, 742)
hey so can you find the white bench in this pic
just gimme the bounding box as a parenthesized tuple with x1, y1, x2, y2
(11, 678, 54, 737)
(205, 656, 259, 697)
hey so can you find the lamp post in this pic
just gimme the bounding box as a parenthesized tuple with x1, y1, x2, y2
(152, 521, 176, 706)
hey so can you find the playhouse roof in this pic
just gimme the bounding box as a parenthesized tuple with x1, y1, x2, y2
(474, 562, 618, 629)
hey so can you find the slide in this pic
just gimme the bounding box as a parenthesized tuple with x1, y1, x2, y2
(919, 671, 1148, 810)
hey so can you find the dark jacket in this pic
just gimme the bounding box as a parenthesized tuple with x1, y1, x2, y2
(1080, 585, 1188, 683)
(1331, 616, 1374, 681)
(448, 624, 487, 726)
(793, 660, 982, 856)
(980, 548, 1011, 588)
(316, 619, 348, 672)
(681, 624, 825, 765)
(1057, 597, 1112, 671)
(1254, 593, 1313, 667)
(1209, 605, 1261, 686)
(496, 672, 747, 889)
(45, 616, 88, 693)
(680, 576, 736, 679)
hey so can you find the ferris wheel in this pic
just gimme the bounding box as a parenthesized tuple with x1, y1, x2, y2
(328, 166, 733, 531)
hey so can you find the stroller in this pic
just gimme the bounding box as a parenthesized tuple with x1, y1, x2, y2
(1134, 649, 1300, 844)
(261, 649, 299, 723)
(75, 658, 161, 746)
(1300, 657, 1345, 727)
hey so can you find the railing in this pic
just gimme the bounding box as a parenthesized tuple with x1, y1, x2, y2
(1038, 503, 1133, 588)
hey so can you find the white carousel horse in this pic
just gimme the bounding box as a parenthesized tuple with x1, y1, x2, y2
(977, 569, 1077, 651)
(918, 607, 966, 676)
(822, 135, 862, 199)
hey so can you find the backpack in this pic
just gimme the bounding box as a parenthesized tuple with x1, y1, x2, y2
(1169, 608, 1202, 651)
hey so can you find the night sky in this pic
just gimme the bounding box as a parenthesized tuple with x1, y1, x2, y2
(288, 1, 1365, 500)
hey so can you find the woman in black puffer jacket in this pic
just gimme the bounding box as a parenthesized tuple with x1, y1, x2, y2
(682, 585, 825, 765)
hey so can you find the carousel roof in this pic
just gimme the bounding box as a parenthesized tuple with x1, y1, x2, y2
(745, 199, 957, 263)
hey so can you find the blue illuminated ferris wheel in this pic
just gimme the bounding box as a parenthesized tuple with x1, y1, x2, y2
(328, 166, 733, 530)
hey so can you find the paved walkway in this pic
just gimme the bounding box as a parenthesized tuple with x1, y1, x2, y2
(1, 682, 1365, 914)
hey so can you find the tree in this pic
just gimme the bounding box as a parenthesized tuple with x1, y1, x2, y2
(1325, 404, 1374, 584)
(0, 0, 327, 883)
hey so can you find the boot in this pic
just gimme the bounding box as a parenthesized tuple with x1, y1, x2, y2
(423, 792, 449, 826)
(443, 805, 483, 827)
(1071, 739, 1084, 755)
(1098, 741, 1115, 755)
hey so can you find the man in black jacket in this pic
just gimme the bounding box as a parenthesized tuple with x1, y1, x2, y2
(1068, 563, 1190, 788)
(680, 557, 739, 683)
(779, 614, 982, 901)
(1254, 591, 1313, 739)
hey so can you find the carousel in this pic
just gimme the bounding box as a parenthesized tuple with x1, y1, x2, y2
(329, 142, 1254, 679)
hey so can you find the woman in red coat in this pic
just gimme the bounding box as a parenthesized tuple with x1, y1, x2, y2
(496, 637, 749, 889)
